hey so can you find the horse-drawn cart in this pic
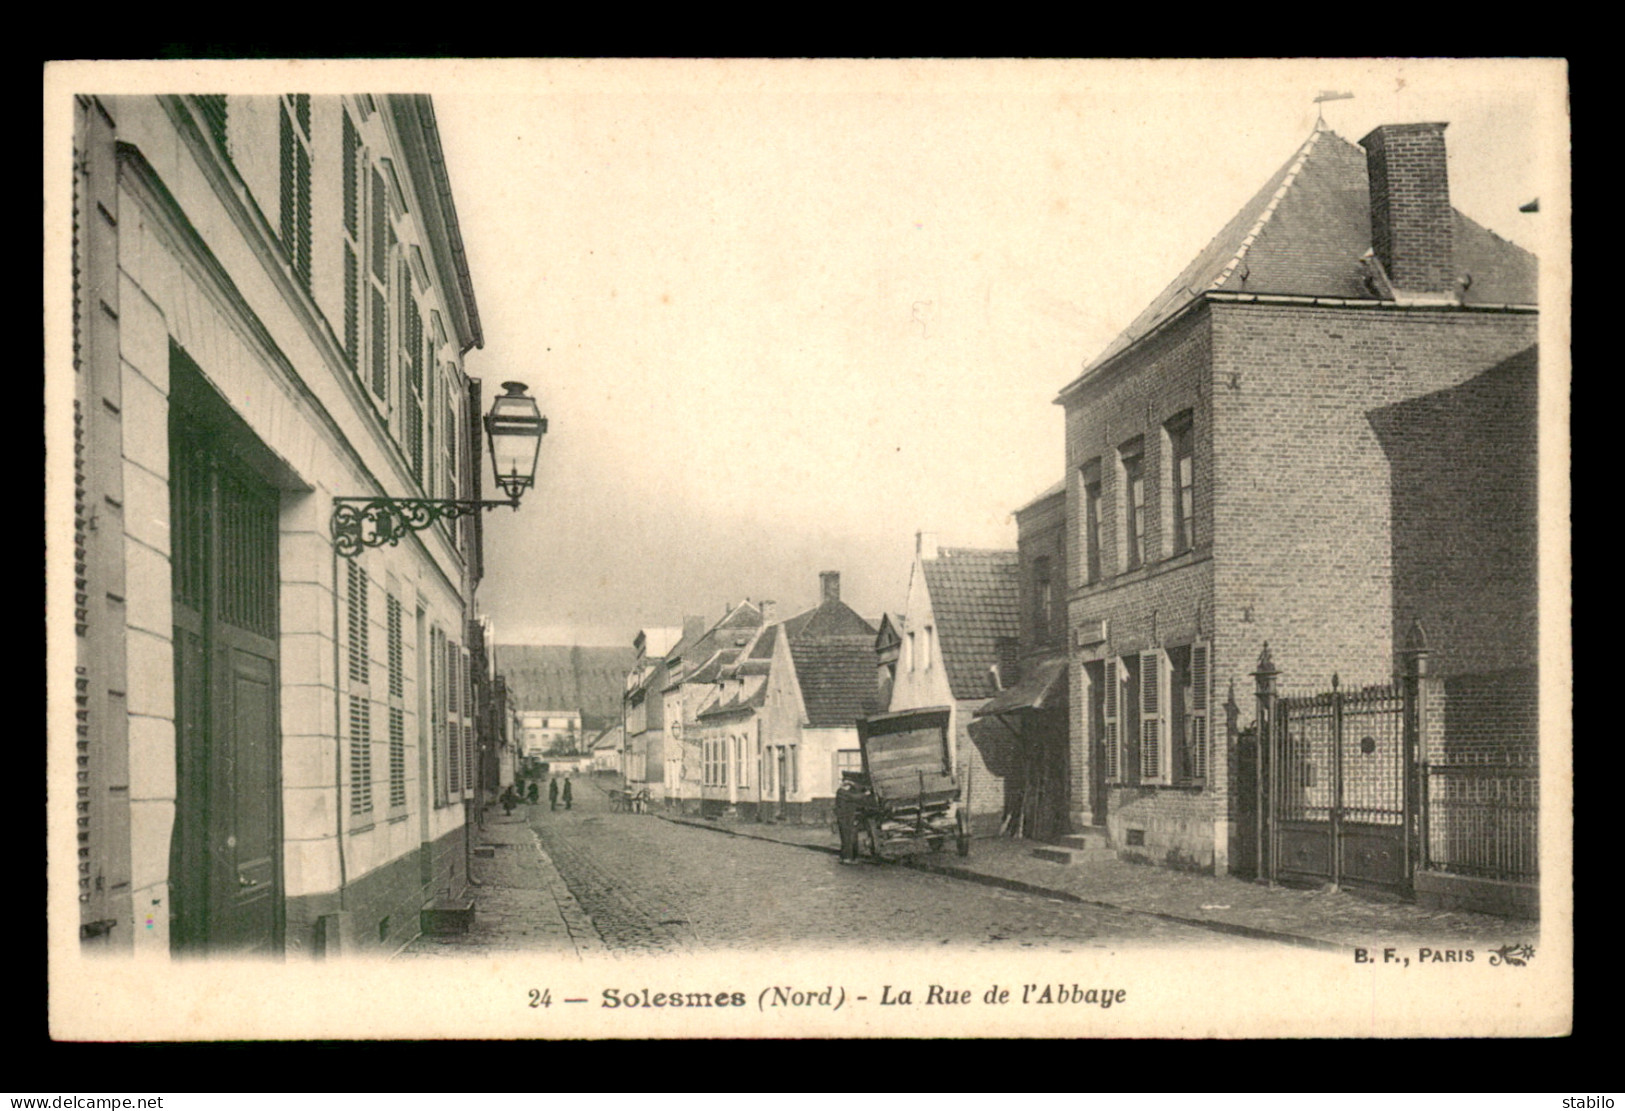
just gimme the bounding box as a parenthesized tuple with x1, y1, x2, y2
(848, 707, 970, 859)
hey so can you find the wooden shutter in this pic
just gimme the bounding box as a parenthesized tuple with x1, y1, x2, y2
(1102, 658, 1120, 782)
(346, 560, 367, 684)
(431, 627, 446, 805)
(1140, 649, 1168, 784)
(196, 95, 228, 154)
(387, 596, 406, 808)
(462, 647, 475, 796)
(349, 694, 372, 816)
(1189, 642, 1209, 782)
(446, 637, 462, 794)
(279, 103, 295, 255)
(342, 112, 360, 238)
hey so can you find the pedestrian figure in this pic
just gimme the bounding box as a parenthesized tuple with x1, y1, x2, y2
(500, 785, 518, 816)
(563, 778, 573, 811)
(549, 777, 559, 811)
(835, 770, 871, 864)
(527, 780, 539, 805)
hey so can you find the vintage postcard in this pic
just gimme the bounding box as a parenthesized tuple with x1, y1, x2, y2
(44, 57, 1570, 1040)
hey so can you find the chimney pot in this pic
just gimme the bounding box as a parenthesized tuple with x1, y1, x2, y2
(820, 571, 841, 604)
(1359, 122, 1455, 296)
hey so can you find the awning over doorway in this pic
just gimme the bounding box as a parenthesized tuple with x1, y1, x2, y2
(974, 656, 1068, 717)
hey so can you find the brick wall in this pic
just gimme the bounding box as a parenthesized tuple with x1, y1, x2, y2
(1016, 489, 1068, 660)
(1210, 303, 1538, 702)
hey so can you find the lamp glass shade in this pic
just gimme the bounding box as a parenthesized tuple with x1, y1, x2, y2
(484, 382, 545, 498)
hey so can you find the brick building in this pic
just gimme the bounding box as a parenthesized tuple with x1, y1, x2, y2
(886, 535, 1021, 834)
(69, 94, 499, 956)
(976, 481, 1072, 842)
(1055, 121, 1538, 876)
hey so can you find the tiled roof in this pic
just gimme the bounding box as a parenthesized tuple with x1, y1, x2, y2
(680, 648, 739, 688)
(783, 598, 877, 640)
(697, 678, 768, 720)
(747, 623, 779, 660)
(664, 603, 763, 685)
(921, 548, 1020, 701)
(788, 637, 882, 728)
(1073, 127, 1539, 380)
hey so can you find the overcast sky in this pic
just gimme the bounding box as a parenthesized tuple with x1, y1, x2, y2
(63, 58, 1568, 647)
(421, 59, 1567, 646)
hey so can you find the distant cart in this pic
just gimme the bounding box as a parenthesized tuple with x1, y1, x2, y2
(851, 707, 970, 859)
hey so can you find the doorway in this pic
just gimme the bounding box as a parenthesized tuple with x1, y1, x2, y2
(168, 389, 283, 955)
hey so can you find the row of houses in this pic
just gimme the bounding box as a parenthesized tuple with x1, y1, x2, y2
(66, 93, 523, 957)
(620, 119, 1542, 914)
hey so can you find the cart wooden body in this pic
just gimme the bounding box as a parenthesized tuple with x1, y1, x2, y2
(853, 707, 970, 858)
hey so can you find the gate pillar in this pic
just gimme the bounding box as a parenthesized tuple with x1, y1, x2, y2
(1251, 643, 1279, 885)
(1399, 621, 1430, 886)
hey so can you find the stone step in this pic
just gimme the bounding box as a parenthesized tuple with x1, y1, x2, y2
(1031, 844, 1117, 865)
(1058, 831, 1113, 851)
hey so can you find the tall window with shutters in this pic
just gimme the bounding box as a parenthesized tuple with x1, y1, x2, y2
(1166, 412, 1195, 556)
(1120, 439, 1146, 572)
(1081, 459, 1103, 585)
(1139, 649, 1171, 785)
(345, 560, 373, 817)
(278, 95, 312, 290)
(446, 637, 463, 796)
(1167, 642, 1210, 786)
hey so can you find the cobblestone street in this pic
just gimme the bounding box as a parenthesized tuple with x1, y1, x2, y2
(521, 779, 1254, 954)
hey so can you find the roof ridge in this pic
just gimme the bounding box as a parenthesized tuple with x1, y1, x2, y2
(1210, 127, 1322, 292)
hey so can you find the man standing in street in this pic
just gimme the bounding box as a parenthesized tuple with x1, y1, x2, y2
(835, 770, 871, 864)
(563, 777, 574, 811)
(549, 777, 559, 811)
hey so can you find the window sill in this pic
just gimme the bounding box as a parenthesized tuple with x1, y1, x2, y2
(1106, 782, 1207, 792)
(1073, 549, 1211, 599)
(348, 821, 377, 836)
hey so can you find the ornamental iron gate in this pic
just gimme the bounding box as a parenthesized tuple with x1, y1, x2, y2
(1255, 645, 1420, 894)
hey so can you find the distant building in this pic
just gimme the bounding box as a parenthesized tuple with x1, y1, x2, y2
(590, 724, 624, 772)
(516, 709, 583, 758)
(659, 601, 765, 810)
(886, 535, 1021, 834)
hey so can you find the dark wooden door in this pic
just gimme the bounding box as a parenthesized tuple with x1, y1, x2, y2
(1085, 661, 1107, 826)
(169, 414, 282, 955)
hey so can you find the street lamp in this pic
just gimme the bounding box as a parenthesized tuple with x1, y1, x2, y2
(332, 380, 548, 558)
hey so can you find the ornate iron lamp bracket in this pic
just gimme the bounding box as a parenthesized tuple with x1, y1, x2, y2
(332, 495, 520, 559)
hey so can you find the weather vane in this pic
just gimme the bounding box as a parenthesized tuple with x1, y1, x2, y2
(1314, 90, 1355, 127)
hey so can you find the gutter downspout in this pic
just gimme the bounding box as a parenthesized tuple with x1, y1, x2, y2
(330, 526, 349, 940)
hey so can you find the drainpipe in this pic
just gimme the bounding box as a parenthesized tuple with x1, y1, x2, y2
(329, 527, 349, 935)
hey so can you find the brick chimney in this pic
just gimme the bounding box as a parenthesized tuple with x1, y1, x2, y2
(759, 599, 776, 624)
(820, 571, 841, 605)
(916, 531, 939, 560)
(1359, 122, 1455, 296)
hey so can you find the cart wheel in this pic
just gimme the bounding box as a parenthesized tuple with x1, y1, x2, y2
(863, 817, 886, 862)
